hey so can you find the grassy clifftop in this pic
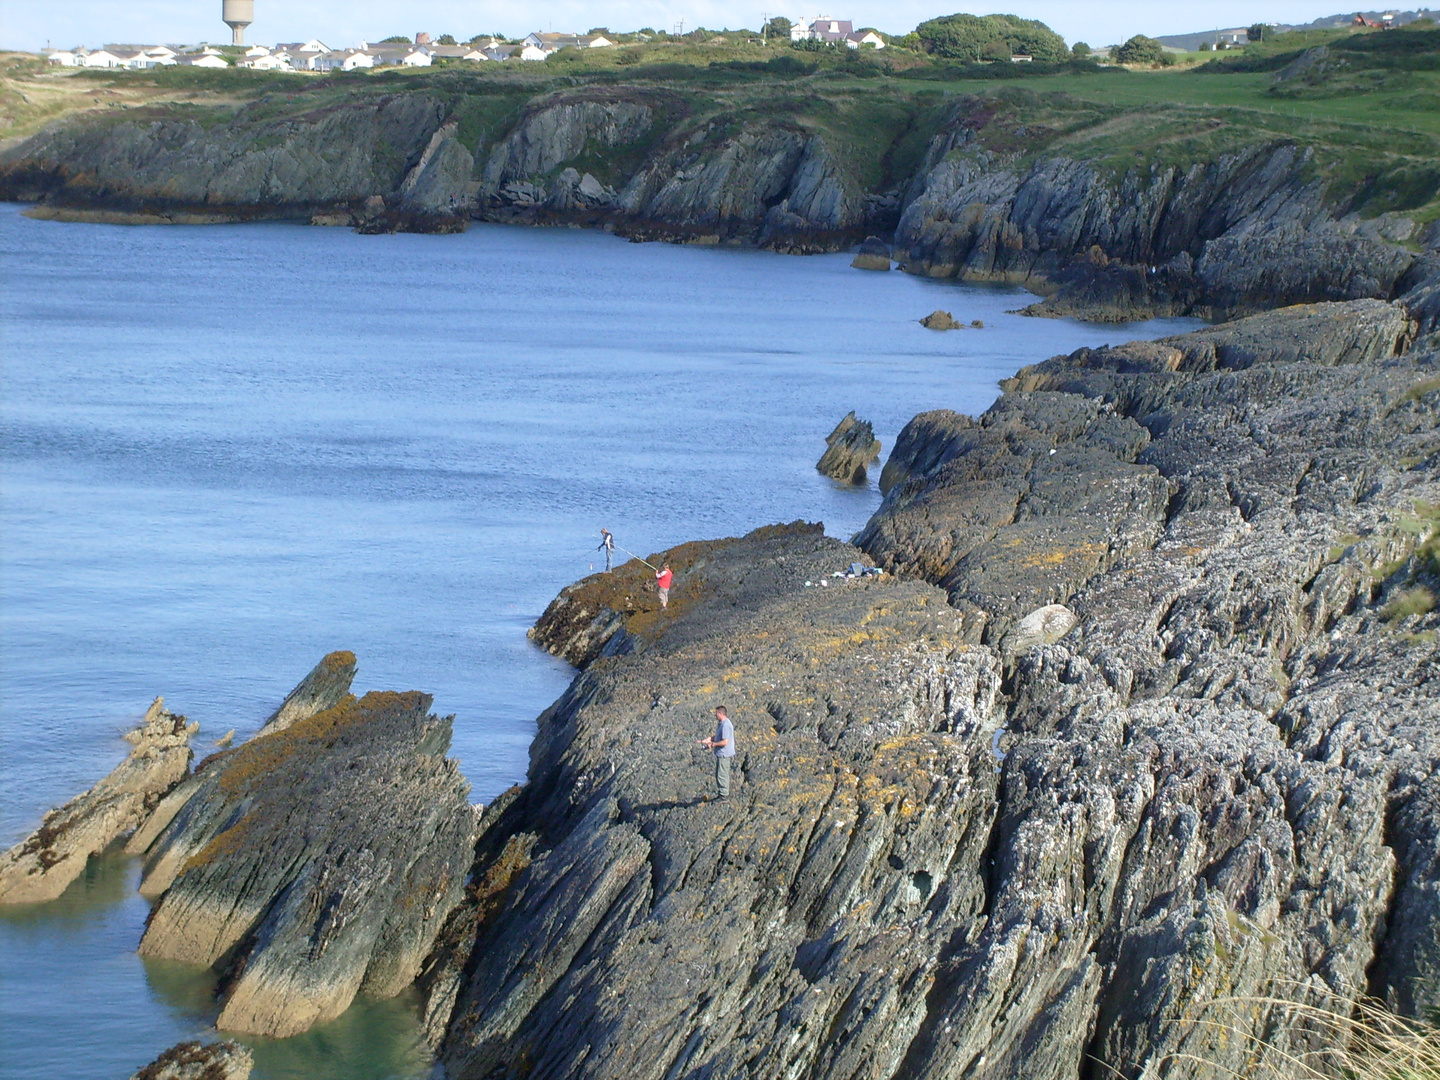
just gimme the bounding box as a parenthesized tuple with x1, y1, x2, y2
(3, 23, 1438, 226)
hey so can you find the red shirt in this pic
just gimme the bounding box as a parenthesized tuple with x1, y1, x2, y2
(656, 569, 673, 590)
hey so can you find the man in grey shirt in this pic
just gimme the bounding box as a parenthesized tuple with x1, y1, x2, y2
(699, 706, 736, 799)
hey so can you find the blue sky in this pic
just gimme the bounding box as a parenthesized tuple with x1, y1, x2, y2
(4, 2, 1364, 52)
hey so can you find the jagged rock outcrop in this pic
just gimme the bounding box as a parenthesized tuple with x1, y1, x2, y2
(919, 310, 960, 330)
(430, 299, 1439, 1079)
(851, 235, 892, 271)
(895, 104, 1421, 320)
(0, 698, 195, 904)
(816, 411, 882, 483)
(257, 649, 357, 735)
(128, 1040, 252, 1080)
(130, 660, 475, 1038)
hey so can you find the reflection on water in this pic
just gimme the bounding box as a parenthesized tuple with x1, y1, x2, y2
(0, 844, 137, 926)
(0, 844, 430, 1080)
(242, 991, 432, 1080)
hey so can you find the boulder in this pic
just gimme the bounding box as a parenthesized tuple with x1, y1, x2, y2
(920, 309, 960, 330)
(850, 235, 891, 271)
(1001, 603, 1079, 657)
(0, 698, 195, 904)
(816, 411, 882, 484)
(133, 660, 475, 1038)
(128, 1040, 252, 1080)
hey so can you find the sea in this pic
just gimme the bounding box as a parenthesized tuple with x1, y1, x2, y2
(0, 201, 1200, 1080)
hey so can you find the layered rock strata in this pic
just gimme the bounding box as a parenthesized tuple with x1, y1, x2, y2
(0, 698, 195, 904)
(817, 411, 882, 484)
(133, 682, 476, 1037)
(128, 1040, 253, 1080)
(427, 298, 1439, 1079)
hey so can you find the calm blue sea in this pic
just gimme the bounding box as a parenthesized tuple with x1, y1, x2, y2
(0, 202, 1199, 1079)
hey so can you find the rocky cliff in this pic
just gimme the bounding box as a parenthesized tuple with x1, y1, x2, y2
(3, 75, 1437, 317)
(419, 298, 1439, 1079)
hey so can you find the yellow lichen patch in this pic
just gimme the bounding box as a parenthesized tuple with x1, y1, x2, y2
(1020, 542, 1105, 569)
(183, 813, 255, 873)
(722, 670, 743, 683)
(321, 650, 356, 672)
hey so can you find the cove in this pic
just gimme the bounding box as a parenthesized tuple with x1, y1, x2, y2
(0, 204, 1199, 1079)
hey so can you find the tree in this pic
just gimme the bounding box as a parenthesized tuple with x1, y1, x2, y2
(1198, 41, 1213, 51)
(1247, 23, 1271, 41)
(436, 33, 456, 45)
(379, 35, 410, 44)
(913, 13, 1067, 63)
(764, 16, 793, 40)
(1114, 34, 1165, 64)
(1071, 41, 1091, 56)
(981, 38, 1011, 60)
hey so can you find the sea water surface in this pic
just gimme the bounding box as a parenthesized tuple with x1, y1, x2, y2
(0, 202, 1199, 1080)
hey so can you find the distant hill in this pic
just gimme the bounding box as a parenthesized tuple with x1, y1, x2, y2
(1157, 8, 1434, 50)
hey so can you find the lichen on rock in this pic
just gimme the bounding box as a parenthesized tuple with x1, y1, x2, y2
(0, 697, 195, 905)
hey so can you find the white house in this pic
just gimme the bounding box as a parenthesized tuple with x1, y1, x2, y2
(276, 39, 329, 55)
(240, 52, 293, 70)
(791, 17, 853, 43)
(83, 48, 130, 68)
(42, 48, 83, 66)
(313, 48, 375, 71)
(523, 31, 614, 52)
(845, 29, 885, 49)
(429, 44, 492, 61)
(243, 44, 271, 57)
(398, 46, 432, 66)
(176, 53, 230, 67)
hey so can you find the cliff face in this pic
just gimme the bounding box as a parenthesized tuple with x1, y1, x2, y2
(893, 112, 1423, 320)
(430, 300, 1439, 1079)
(2, 80, 1435, 317)
(0, 93, 448, 221)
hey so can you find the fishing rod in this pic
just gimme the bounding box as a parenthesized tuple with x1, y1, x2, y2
(617, 546, 659, 571)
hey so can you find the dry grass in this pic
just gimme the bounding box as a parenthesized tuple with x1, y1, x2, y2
(1144, 987, 1440, 1080)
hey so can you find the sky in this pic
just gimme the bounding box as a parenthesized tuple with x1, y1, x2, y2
(1, 1, 1370, 53)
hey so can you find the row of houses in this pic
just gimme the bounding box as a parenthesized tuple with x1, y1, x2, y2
(43, 22, 885, 73)
(43, 43, 230, 68)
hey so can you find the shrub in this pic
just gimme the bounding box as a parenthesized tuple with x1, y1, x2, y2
(914, 13, 1067, 63)
(1072, 41, 1091, 57)
(1115, 34, 1166, 64)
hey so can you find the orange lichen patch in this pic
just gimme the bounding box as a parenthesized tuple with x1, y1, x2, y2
(215, 691, 429, 794)
(321, 650, 357, 672)
(183, 812, 255, 873)
(1020, 542, 1105, 569)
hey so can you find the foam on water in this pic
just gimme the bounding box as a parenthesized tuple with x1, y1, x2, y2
(0, 203, 1199, 1079)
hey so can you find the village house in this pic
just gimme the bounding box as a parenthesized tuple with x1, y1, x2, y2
(522, 31, 615, 53)
(239, 51, 293, 70)
(175, 52, 229, 68)
(429, 44, 493, 61)
(42, 48, 84, 66)
(789, 17, 884, 48)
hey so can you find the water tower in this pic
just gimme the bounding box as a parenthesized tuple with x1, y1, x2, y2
(222, 0, 254, 45)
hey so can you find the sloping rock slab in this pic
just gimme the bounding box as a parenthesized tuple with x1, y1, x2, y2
(0, 698, 194, 904)
(136, 684, 475, 1038)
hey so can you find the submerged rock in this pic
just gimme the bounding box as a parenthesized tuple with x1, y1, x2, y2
(850, 235, 892, 271)
(131, 662, 475, 1038)
(0, 698, 195, 905)
(816, 411, 882, 484)
(128, 1040, 252, 1080)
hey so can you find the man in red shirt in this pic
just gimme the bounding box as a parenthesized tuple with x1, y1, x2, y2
(656, 563, 673, 608)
